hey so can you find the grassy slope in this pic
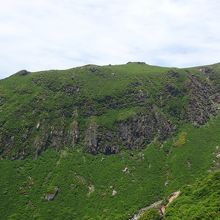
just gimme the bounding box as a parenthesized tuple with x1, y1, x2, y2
(0, 113, 220, 219)
(166, 113, 220, 193)
(165, 170, 220, 220)
(0, 63, 220, 219)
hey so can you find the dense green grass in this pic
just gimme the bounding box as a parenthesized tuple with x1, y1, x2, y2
(1, 113, 220, 219)
(165, 113, 220, 194)
(165, 170, 220, 220)
(0, 146, 167, 219)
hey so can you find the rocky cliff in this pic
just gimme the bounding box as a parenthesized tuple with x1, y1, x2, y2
(0, 63, 220, 159)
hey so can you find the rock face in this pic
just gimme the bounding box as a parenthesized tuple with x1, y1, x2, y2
(83, 74, 220, 155)
(15, 70, 30, 76)
(119, 109, 173, 149)
(84, 108, 173, 154)
(34, 120, 79, 159)
(130, 191, 180, 220)
(186, 74, 218, 126)
(69, 121, 79, 147)
(130, 200, 163, 220)
(85, 122, 119, 155)
(85, 122, 98, 154)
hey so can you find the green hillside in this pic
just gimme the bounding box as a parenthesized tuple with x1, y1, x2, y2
(165, 170, 220, 220)
(0, 62, 220, 219)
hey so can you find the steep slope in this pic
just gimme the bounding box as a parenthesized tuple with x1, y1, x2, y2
(1, 62, 220, 159)
(165, 170, 220, 220)
(0, 62, 220, 219)
(1, 122, 220, 220)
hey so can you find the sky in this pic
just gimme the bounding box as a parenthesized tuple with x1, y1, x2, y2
(0, 0, 220, 79)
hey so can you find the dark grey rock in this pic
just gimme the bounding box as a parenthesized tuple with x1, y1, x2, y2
(119, 109, 173, 149)
(185, 74, 218, 126)
(15, 70, 30, 76)
(85, 122, 119, 155)
(84, 108, 173, 154)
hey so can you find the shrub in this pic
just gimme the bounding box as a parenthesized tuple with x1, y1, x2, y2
(174, 132, 187, 147)
(139, 208, 161, 220)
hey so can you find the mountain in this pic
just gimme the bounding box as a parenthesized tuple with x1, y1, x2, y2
(0, 62, 220, 219)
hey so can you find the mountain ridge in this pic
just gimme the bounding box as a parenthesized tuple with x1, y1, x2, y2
(6, 61, 220, 79)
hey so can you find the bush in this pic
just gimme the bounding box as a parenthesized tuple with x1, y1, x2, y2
(174, 132, 187, 147)
(139, 208, 161, 220)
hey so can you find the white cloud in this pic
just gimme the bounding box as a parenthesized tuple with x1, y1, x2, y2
(0, 0, 220, 78)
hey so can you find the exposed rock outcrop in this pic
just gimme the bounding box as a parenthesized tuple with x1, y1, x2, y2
(68, 120, 79, 147)
(45, 187, 59, 201)
(85, 122, 98, 154)
(34, 119, 79, 159)
(15, 70, 30, 76)
(85, 122, 119, 155)
(130, 200, 163, 220)
(130, 191, 180, 220)
(186, 74, 218, 126)
(62, 85, 80, 96)
(127, 61, 146, 65)
(119, 109, 173, 149)
(84, 108, 173, 154)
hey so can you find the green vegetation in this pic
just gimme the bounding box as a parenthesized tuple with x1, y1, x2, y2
(0, 111, 220, 219)
(173, 132, 187, 147)
(0, 62, 192, 158)
(0, 147, 167, 219)
(91, 107, 138, 129)
(0, 62, 220, 219)
(139, 208, 161, 220)
(165, 170, 220, 220)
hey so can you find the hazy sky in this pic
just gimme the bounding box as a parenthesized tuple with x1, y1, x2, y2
(0, 0, 220, 79)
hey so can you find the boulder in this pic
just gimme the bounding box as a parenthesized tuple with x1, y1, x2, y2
(45, 187, 59, 201)
(15, 70, 30, 76)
